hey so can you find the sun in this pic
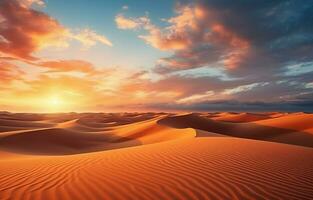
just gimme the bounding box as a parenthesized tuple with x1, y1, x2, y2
(42, 93, 78, 112)
(50, 96, 61, 105)
(47, 96, 64, 111)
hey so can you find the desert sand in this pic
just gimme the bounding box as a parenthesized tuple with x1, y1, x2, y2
(0, 112, 313, 200)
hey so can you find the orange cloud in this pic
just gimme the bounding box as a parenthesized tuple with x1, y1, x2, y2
(37, 60, 96, 73)
(139, 27, 190, 51)
(209, 24, 250, 69)
(0, 0, 112, 60)
(0, 0, 68, 60)
(0, 61, 24, 83)
(142, 5, 202, 51)
(115, 10, 191, 50)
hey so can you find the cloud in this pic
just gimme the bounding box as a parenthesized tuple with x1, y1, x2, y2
(116, 4, 251, 73)
(37, 60, 96, 73)
(117, 0, 313, 78)
(223, 82, 269, 95)
(34, 59, 116, 77)
(0, 67, 128, 112)
(71, 28, 112, 47)
(120, 72, 251, 104)
(138, 27, 190, 51)
(283, 61, 313, 76)
(306, 82, 313, 89)
(0, 0, 112, 60)
(2, 56, 312, 112)
(149, 4, 251, 71)
(118, 66, 313, 111)
(115, 14, 149, 30)
(0, 61, 24, 83)
(142, 5, 198, 51)
(0, 0, 68, 60)
(176, 91, 215, 104)
(1, 1, 312, 112)
(110, 0, 313, 112)
(17, 0, 45, 7)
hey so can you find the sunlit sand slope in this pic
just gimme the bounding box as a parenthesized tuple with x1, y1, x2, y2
(0, 137, 313, 200)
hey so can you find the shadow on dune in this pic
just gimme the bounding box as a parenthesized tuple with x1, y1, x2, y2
(158, 113, 313, 148)
(0, 128, 142, 155)
(75, 113, 163, 128)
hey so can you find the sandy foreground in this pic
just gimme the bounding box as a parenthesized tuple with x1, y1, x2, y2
(0, 112, 313, 200)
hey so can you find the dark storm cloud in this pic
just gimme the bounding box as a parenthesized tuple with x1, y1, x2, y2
(153, 0, 313, 78)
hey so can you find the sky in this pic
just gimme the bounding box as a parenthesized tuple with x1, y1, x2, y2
(0, 0, 312, 113)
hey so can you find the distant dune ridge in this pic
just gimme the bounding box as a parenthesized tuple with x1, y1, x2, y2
(159, 112, 313, 148)
(0, 112, 313, 199)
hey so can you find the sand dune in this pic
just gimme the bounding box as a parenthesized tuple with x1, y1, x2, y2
(209, 112, 272, 122)
(0, 114, 193, 155)
(110, 116, 195, 144)
(159, 113, 313, 148)
(254, 112, 313, 133)
(0, 137, 313, 200)
(0, 112, 313, 199)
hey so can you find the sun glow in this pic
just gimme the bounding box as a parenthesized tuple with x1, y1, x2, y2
(46, 96, 66, 112)
(50, 96, 62, 105)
